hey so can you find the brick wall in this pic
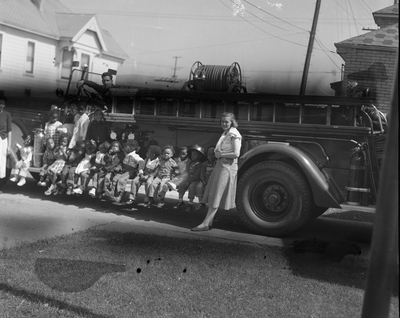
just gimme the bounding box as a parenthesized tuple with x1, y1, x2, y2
(337, 47, 396, 114)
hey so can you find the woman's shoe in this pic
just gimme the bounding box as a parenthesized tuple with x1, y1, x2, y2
(195, 203, 206, 211)
(191, 225, 211, 232)
(156, 202, 165, 208)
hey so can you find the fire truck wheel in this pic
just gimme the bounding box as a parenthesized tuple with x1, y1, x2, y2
(236, 161, 313, 237)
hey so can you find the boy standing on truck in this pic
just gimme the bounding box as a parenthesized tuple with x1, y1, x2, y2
(44, 110, 62, 147)
(76, 72, 114, 110)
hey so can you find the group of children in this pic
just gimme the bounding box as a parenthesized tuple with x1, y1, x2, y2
(9, 107, 218, 211)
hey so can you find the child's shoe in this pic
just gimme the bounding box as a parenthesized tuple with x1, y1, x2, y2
(9, 177, 17, 182)
(88, 188, 96, 198)
(39, 181, 47, 187)
(155, 202, 165, 208)
(17, 178, 26, 186)
(45, 184, 55, 196)
(66, 185, 73, 195)
(173, 200, 185, 209)
(73, 187, 83, 195)
(112, 192, 124, 204)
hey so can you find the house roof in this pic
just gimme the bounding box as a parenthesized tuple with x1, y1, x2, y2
(0, 0, 70, 39)
(373, 3, 399, 28)
(0, 0, 127, 60)
(373, 3, 399, 19)
(335, 23, 398, 50)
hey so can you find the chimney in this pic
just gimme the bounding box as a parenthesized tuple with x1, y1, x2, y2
(31, 0, 42, 9)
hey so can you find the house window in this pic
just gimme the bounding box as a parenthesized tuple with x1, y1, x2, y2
(26, 41, 35, 74)
(0, 34, 3, 68)
(61, 49, 74, 79)
(81, 54, 90, 70)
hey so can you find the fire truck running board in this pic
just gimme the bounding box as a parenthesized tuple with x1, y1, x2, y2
(340, 204, 376, 213)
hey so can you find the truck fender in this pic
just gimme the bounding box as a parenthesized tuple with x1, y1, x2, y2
(239, 143, 341, 208)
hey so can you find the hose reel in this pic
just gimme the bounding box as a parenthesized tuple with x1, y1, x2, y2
(183, 61, 246, 93)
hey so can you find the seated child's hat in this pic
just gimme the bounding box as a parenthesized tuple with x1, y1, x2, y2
(124, 140, 139, 148)
(100, 141, 111, 150)
(188, 144, 206, 161)
(148, 145, 161, 158)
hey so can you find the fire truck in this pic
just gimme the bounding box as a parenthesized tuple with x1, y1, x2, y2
(17, 61, 386, 237)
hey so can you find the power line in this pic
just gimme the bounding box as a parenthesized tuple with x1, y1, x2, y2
(240, 0, 309, 32)
(219, 0, 309, 49)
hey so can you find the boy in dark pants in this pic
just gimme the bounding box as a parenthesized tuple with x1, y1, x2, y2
(109, 140, 144, 203)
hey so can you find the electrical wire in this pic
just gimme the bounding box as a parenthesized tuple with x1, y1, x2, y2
(314, 37, 343, 72)
(219, 0, 309, 48)
(240, 0, 309, 32)
(334, 0, 365, 30)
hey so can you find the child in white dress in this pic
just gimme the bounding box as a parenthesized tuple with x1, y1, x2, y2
(10, 135, 33, 186)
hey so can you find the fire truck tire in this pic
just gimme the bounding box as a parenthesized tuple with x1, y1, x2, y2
(236, 161, 312, 237)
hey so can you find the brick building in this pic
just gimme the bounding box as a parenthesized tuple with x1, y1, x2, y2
(331, 4, 398, 114)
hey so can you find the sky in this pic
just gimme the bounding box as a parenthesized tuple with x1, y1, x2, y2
(59, 0, 394, 95)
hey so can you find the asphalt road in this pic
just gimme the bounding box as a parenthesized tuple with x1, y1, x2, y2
(0, 177, 373, 257)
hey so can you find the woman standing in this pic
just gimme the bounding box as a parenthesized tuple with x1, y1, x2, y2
(0, 97, 12, 193)
(192, 112, 242, 231)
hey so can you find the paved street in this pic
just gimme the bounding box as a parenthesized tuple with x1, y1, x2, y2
(1, 177, 373, 257)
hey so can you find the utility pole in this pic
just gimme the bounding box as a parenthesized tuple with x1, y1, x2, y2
(299, 0, 321, 95)
(172, 56, 182, 78)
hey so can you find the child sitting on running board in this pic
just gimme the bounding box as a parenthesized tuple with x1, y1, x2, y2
(37, 137, 57, 186)
(60, 140, 86, 195)
(108, 139, 144, 203)
(158, 146, 189, 198)
(86, 141, 110, 197)
(174, 144, 206, 212)
(72, 139, 97, 195)
(140, 145, 178, 208)
(10, 135, 34, 186)
(45, 133, 70, 195)
(101, 140, 124, 199)
(124, 145, 161, 206)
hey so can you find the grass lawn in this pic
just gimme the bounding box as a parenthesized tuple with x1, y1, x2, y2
(0, 229, 398, 318)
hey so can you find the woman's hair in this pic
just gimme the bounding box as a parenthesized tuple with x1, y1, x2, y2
(221, 112, 238, 128)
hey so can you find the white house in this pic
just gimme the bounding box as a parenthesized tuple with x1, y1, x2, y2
(0, 0, 127, 101)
